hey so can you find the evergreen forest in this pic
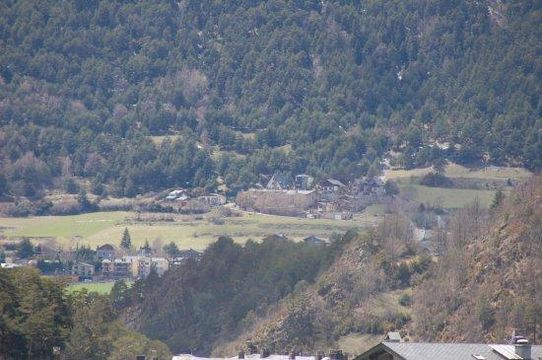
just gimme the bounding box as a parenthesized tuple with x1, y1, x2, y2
(0, 0, 540, 198)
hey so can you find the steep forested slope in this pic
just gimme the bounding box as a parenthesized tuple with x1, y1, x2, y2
(0, 1, 541, 198)
(124, 236, 345, 354)
(412, 177, 542, 343)
(212, 214, 428, 355)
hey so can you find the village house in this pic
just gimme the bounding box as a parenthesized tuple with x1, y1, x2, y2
(166, 188, 190, 201)
(295, 174, 314, 190)
(197, 193, 226, 207)
(318, 178, 346, 193)
(71, 262, 95, 280)
(137, 244, 153, 257)
(121, 255, 144, 277)
(338, 176, 387, 211)
(355, 332, 541, 360)
(266, 172, 294, 190)
(96, 244, 115, 261)
(138, 257, 169, 278)
(101, 258, 132, 279)
(351, 176, 385, 196)
(170, 249, 203, 266)
(303, 235, 327, 246)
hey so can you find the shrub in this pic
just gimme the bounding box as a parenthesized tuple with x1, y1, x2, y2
(5, 200, 34, 217)
(50, 199, 82, 215)
(63, 177, 80, 194)
(398, 293, 412, 307)
(420, 172, 454, 188)
(384, 180, 400, 195)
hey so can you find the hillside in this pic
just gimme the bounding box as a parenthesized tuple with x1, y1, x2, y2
(211, 215, 427, 355)
(1, 1, 541, 199)
(123, 235, 348, 354)
(412, 176, 542, 343)
(209, 177, 541, 356)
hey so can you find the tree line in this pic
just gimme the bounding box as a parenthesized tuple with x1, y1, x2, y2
(0, 267, 171, 359)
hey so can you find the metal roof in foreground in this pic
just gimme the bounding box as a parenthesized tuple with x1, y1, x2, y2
(355, 341, 542, 360)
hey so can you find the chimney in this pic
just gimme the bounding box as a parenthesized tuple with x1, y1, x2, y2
(238, 350, 245, 359)
(246, 342, 257, 355)
(260, 348, 270, 358)
(329, 350, 343, 360)
(514, 338, 531, 360)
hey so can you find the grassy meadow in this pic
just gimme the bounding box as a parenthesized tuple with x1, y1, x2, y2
(66, 281, 118, 294)
(0, 211, 369, 250)
(398, 184, 496, 208)
(387, 163, 532, 209)
(386, 163, 532, 181)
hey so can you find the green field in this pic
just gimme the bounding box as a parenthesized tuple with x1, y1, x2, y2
(66, 280, 134, 294)
(0, 211, 368, 250)
(386, 163, 531, 209)
(66, 281, 117, 294)
(386, 163, 532, 181)
(399, 184, 497, 208)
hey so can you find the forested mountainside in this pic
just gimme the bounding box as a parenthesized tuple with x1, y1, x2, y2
(121, 235, 346, 354)
(1, 1, 541, 198)
(188, 178, 538, 355)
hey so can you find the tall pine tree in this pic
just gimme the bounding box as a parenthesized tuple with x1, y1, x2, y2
(120, 228, 132, 250)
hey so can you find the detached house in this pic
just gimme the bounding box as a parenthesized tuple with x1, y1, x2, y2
(318, 178, 345, 192)
(266, 172, 293, 190)
(96, 244, 115, 261)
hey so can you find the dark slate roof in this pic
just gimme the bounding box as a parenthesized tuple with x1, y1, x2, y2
(303, 235, 327, 245)
(97, 244, 115, 251)
(266, 172, 293, 189)
(327, 178, 345, 187)
(178, 249, 202, 259)
(357, 342, 542, 360)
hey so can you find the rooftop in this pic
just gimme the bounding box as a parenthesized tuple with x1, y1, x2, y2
(173, 355, 318, 360)
(356, 342, 542, 360)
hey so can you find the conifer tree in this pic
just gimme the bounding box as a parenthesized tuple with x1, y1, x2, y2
(490, 189, 505, 211)
(120, 228, 132, 250)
